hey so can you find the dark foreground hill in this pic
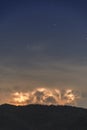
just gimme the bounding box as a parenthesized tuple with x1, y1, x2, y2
(0, 104, 87, 130)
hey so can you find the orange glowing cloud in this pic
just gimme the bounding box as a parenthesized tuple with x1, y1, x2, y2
(9, 88, 80, 106)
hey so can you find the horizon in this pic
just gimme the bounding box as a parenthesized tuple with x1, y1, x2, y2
(0, 102, 86, 110)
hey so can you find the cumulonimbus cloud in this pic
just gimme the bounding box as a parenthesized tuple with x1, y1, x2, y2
(9, 88, 80, 106)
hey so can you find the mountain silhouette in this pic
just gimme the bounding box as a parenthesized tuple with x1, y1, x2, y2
(0, 104, 87, 130)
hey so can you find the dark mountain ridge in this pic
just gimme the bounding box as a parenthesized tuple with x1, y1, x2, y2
(0, 104, 87, 130)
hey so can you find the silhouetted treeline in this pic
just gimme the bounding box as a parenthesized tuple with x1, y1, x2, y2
(0, 104, 87, 130)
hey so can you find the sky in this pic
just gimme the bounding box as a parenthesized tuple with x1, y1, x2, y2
(0, 0, 87, 107)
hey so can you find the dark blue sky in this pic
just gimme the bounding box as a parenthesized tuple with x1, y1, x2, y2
(0, 0, 87, 107)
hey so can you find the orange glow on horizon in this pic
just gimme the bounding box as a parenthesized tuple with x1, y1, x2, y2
(9, 88, 80, 106)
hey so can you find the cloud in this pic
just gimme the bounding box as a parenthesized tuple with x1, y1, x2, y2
(9, 88, 80, 106)
(44, 96, 57, 105)
(0, 58, 86, 107)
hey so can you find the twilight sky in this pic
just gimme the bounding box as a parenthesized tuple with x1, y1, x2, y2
(0, 0, 87, 107)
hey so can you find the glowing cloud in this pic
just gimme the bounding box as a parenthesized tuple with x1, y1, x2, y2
(10, 88, 80, 106)
(12, 92, 30, 106)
